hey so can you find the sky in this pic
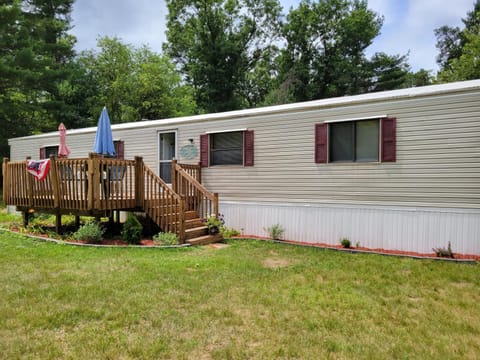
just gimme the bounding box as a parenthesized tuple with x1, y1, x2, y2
(69, 0, 475, 73)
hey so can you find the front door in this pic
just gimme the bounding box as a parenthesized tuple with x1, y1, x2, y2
(158, 131, 176, 183)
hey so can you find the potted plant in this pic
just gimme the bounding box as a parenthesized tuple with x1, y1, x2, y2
(205, 214, 224, 235)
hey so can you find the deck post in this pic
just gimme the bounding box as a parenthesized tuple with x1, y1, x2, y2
(197, 162, 202, 183)
(178, 194, 185, 244)
(2, 158, 9, 204)
(134, 156, 144, 208)
(171, 159, 177, 193)
(49, 155, 60, 209)
(213, 192, 219, 218)
(87, 153, 96, 210)
(26, 156, 34, 208)
(23, 211, 29, 227)
(55, 213, 62, 233)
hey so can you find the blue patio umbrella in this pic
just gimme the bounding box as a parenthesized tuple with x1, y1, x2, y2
(93, 107, 116, 157)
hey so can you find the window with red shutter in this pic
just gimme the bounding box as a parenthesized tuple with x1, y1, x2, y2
(381, 117, 396, 162)
(115, 140, 125, 159)
(243, 130, 254, 166)
(200, 134, 209, 167)
(200, 130, 254, 167)
(315, 123, 328, 163)
(316, 116, 395, 163)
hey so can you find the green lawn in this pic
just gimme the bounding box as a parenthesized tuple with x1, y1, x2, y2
(0, 230, 479, 359)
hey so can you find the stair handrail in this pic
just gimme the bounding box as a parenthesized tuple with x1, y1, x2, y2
(143, 164, 185, 243)
(172, 161, 218, 219)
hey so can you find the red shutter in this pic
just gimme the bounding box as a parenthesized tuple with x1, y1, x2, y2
(40, 147, 46, 159)
(381, 117, 396, 162)
(243, 130, 254, 166)
(200, 134, 209, 167)
(116, 140, 125, 159)
(314, 123, 328, 163)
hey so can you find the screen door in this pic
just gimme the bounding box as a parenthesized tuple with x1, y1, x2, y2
(158, 131, 176, 183)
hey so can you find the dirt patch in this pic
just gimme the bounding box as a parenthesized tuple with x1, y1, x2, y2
(262, 257, 296, 269)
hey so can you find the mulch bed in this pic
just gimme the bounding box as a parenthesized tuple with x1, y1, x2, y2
(236, 235, 480, 262)
(4, 226, 479, 261)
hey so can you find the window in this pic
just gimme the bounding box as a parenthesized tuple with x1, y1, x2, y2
(200, 130, 254, 167)
(329, 119, 379, 162)
(40, 146, 59, 159)
(210, 131, 243, 165)
(315, 117, 396, 163)
(114, 140, 125, 159)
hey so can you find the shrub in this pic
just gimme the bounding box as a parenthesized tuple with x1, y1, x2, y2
(73, 223, 105, 244)
(153, 232, 178, 245)
(121, 213, 143, 245)
(204, 214, 225, 234)
(220, 227, 240, 238)
(433, 241, 454, 258)
(265, 223, 285, 240)
(340, 238, 351, 248)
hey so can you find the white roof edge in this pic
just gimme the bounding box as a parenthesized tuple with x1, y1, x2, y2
(9, 79, 480, 142)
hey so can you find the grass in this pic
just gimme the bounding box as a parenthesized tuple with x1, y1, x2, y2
(0, 229, 479, 359)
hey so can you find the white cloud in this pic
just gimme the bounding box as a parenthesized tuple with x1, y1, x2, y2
(70, 0, 475, 72)
(366, 0, 473, 72)
(71, 0, 167, 52)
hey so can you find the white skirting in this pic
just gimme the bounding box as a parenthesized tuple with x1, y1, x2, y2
(219, 201, 480, 255)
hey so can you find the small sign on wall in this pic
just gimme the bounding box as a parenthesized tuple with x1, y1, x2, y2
(180, 144, 198, 160)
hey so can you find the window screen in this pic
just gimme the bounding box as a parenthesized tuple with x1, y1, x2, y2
(210, 131, 243, 165)
(329, 119, 379, 162)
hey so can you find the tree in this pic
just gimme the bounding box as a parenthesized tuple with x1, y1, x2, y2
(0, 0, 77, 163)
(368, 52, 410, 92)
(436, 0, 480, 80)
(163, 0, 282, 113)
(0, 0, 32, 160)
(276, 0, 384, 102)
(22, 0, 77, 132)
(76, 37, 196, 124)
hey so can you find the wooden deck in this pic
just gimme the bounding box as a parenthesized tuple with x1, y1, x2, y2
(2, 155, 219, 244)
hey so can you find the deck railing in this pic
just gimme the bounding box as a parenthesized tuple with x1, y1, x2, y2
(143, 164, 185, 243)
(2, 154, 138, 214)
(2, 156, 217, 243)
(172, 160, 218, 220)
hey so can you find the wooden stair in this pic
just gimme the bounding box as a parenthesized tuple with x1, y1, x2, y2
(184, 210, 223, 246)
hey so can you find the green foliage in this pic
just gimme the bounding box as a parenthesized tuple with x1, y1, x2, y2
(0, 0, 76, 160)
(153, 232, 178, 245)
(220, 227, 240, 238)
(204, 214, 225, 230)
(76, 37, 196, 124)
(265, 223, 285, 240)
(340, 238, 351, 248)
(436, 0, 480, 81)
(121, 213, 143, 245)
(72, 222, 105, 244)
(432, 241, 454, 258)
(276, 0, 384, 102)
(164, 0, 282, 112)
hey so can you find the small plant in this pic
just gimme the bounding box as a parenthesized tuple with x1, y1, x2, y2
(265, 223, 285, 240)
(355, 241, 361, 248)
(433, 241, 454, 258)
(220, 226, 240, 238)
(153, 232, 178, 245)
(340, 238, 351, 248)
(73, 222, 105, 244)
(121, 213, 143, 244)
(204, 214, 225, 235)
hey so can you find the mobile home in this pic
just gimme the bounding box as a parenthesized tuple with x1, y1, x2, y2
(7, 80, 480, 254)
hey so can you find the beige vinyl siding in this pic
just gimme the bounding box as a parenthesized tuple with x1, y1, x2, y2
(8, 83, 480, 210)
(194, 91, 480, 209)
